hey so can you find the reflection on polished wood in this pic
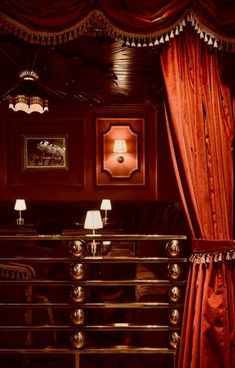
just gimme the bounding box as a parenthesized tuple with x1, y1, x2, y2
(0, 233, 188, 368)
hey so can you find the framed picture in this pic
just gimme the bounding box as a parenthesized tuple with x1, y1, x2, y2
(22, 134, 68, 170)
(7, 117, 85, 188)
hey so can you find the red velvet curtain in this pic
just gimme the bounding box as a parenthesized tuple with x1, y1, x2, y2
(0, 1, 234, 42)
(161, 29, 235, 367)
(0, 1, 235, 367)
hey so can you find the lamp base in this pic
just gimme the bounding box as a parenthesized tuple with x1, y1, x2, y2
(102, 217, 109, 225)
(90, 240, 99, 256)
(16, 218, 24, 225)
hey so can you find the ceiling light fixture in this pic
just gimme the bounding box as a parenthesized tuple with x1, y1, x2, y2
(7, 70, 49, 114)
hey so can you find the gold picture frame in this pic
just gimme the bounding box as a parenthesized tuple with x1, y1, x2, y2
(22, 134, 68, 170)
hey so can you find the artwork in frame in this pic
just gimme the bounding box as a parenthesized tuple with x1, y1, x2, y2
(22, 134, 68, 170)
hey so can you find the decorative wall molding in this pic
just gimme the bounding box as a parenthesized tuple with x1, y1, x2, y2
(96, 117, 145, 186)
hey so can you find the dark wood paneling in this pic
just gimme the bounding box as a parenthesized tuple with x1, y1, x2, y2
(0, 103, 179, 203)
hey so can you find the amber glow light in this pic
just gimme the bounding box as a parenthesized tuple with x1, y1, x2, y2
(113, 139, 127, 163)
(8, 70, 49, 114)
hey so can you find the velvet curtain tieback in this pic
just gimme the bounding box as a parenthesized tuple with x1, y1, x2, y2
(189, 239, 235, 263)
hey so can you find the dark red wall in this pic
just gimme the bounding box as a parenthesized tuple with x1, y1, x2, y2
(0, 101, 180, 204)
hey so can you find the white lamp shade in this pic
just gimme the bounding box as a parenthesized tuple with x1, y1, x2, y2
(14, 199, 26, 211)
(84, 210, 103, 230)
(100, 199, 112, 211)
(113, 139, 127, 153)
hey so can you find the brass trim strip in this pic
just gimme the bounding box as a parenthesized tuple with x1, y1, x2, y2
(0, 347, 177, 354)
(0, 257, 188, 263)
(0, 302, 183, 308)
(0, 279, 187, 285)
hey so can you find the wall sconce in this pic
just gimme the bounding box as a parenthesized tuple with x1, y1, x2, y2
(97, 121, 145, 182)
(84, 210, 103, 256)
(7, 70, 49, 114)
(113, 139, 127, 163)
(14, 199, 26, 225)
(100, 199, 112, 225)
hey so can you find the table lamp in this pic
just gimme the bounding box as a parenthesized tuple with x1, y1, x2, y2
(100, 199, 112, 225)
(84, 210, 103, 255)
(14, 199, 26, 225)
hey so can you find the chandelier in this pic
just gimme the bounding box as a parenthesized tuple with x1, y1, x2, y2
(7, 70, 49, 114)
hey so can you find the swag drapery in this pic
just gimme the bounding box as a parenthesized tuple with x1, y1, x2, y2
(0, 1, 235, 367)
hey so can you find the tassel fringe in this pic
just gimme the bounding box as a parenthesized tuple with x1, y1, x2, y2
(189, 250, 235, 263)
(0, 10, 234, 51)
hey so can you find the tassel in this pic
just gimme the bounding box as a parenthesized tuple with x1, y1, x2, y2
(165, 33, 169, 42)
(35, 35, 40, 44)
(41, 36, 46, 45)
(208, 37, 213, 45)
(206, 254, 211, 263)
(159, 35, 165, 43)
(196, 255, 201, 264)
(29, 34, 34, 43)
(73, 29, 78, 39)
(131, 39, 136, 47)
(170, 30, 175, 38)
(175, 27, 179, 36)
(186, 14, 191, 22)
(52, 36, 57, 45)
(218, 253, 222, 262)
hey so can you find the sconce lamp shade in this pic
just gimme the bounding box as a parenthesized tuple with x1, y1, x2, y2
(14, 199, 26, 211)
(8, 70, 49, 114)
(84, 210, 103, 231)
(100, 199, 112, 211)
(113, 139, 127, 153)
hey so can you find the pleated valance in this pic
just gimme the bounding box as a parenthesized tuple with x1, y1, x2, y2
(0, 1, 235, 50)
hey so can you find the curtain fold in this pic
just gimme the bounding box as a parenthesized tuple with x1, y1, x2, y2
(0, 2, 234, 366)
(0, 1, 234, 47)
(161, 29, 235, 367)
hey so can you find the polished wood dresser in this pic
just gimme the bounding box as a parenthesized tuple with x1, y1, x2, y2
(0, 233, 189, 368)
